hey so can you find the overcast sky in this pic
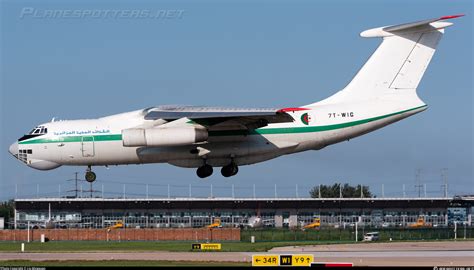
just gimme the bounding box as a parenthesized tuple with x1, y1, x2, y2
(1, 0, 472, 200)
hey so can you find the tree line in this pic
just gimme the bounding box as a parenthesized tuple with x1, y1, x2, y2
(309, 183, 373, 198)
(0, 200, 14, 227)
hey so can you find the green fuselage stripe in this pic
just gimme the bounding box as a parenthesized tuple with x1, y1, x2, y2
(18, 105, 426, 145)
(19, 134, 122, 145)
(209, 105, 426, 136)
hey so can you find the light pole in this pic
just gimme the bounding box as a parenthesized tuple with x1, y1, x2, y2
(454, 221, 457, 240)
(464, 222, 466, 240)
(27, 221, 30, 243)
(355, 222, 358, 242)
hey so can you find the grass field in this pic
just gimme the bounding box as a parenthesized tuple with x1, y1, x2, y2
(1, 238, 472, 253)
(0, 260, 251, 267)
(0, 240, 352, 253)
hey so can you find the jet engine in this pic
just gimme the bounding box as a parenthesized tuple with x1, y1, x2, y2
(122, 127, 208, 147)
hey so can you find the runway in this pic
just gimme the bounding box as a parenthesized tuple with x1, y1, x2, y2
(269, 241, 474, 266)
(1, 241, 473, 266)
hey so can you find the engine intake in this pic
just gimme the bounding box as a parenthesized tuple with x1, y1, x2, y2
(122, 127, 208, 147)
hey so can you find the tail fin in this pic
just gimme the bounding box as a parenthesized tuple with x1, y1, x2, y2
(310, 15, 463, 106)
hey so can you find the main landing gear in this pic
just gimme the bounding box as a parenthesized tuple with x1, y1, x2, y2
(196, 161, 239, 178)
(85, 165, 96, 183)
(196, 164, 213, 178)
(221, 162, 238, 177)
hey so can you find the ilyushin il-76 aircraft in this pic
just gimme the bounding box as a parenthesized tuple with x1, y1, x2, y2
(9, 15, 463, 182)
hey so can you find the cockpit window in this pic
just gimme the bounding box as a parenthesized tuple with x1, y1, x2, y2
(29, 126, 47, 135)
(19, 126, 48, 142)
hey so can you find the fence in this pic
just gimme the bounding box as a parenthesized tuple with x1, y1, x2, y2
(3, 179, 456, 200)
(1, 227, 471, 243)
(241, 227, 474, 242)
(0, 228, 240, 242)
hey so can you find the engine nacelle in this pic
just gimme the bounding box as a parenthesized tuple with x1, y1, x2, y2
(122, 127, 208, 147)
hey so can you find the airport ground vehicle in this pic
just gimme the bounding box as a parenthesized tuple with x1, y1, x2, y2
(410, 217, 432, 228)
(107, 221, 124, 231)
(363, 232, 380, 241)
(207, 218, 222, 228)
(303, 218, 321, 230)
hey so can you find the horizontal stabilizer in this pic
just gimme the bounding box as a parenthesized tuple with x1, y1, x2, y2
(361, 14, 463, 38)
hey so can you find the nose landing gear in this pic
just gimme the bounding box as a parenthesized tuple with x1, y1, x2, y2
(85, 166, 96, 183)
(221, 162, 238, 177)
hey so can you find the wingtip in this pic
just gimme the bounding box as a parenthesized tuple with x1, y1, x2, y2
(439, 14, 465, 20)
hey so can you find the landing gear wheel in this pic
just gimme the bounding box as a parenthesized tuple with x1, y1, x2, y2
(197, 164, 213, 178)
(85, 171, 96, 183)
(221, 163, 238, 177)
(232, 165, 239, 175)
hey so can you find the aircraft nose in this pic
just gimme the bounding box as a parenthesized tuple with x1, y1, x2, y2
(9, 141, 18, 157)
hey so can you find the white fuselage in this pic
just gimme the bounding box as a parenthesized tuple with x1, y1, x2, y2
(11, 97, 426, 171)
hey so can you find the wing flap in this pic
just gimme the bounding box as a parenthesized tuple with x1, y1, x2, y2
(144, 105, 296, 130)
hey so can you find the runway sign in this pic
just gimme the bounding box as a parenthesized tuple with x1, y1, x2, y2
(252, 254, 314, 267)
(252, 255, 279, 267)
(283, 254, 314, 266)
(191, 243, 221, 250)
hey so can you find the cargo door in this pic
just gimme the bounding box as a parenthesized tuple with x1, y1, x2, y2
(81, 136, 95, 157)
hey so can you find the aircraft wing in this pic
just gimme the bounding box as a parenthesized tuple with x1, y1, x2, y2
(144, 105, 303, 130)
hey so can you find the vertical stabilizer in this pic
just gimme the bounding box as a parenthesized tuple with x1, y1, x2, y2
(309, 15, 463, 106)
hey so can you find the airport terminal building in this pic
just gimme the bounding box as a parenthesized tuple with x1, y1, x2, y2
(13, 196, 474, 229)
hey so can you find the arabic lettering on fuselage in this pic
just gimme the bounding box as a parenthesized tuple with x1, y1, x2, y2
(53, 129, 111, 136)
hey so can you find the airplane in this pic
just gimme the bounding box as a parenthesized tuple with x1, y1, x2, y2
(9, 15, 463, 182)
